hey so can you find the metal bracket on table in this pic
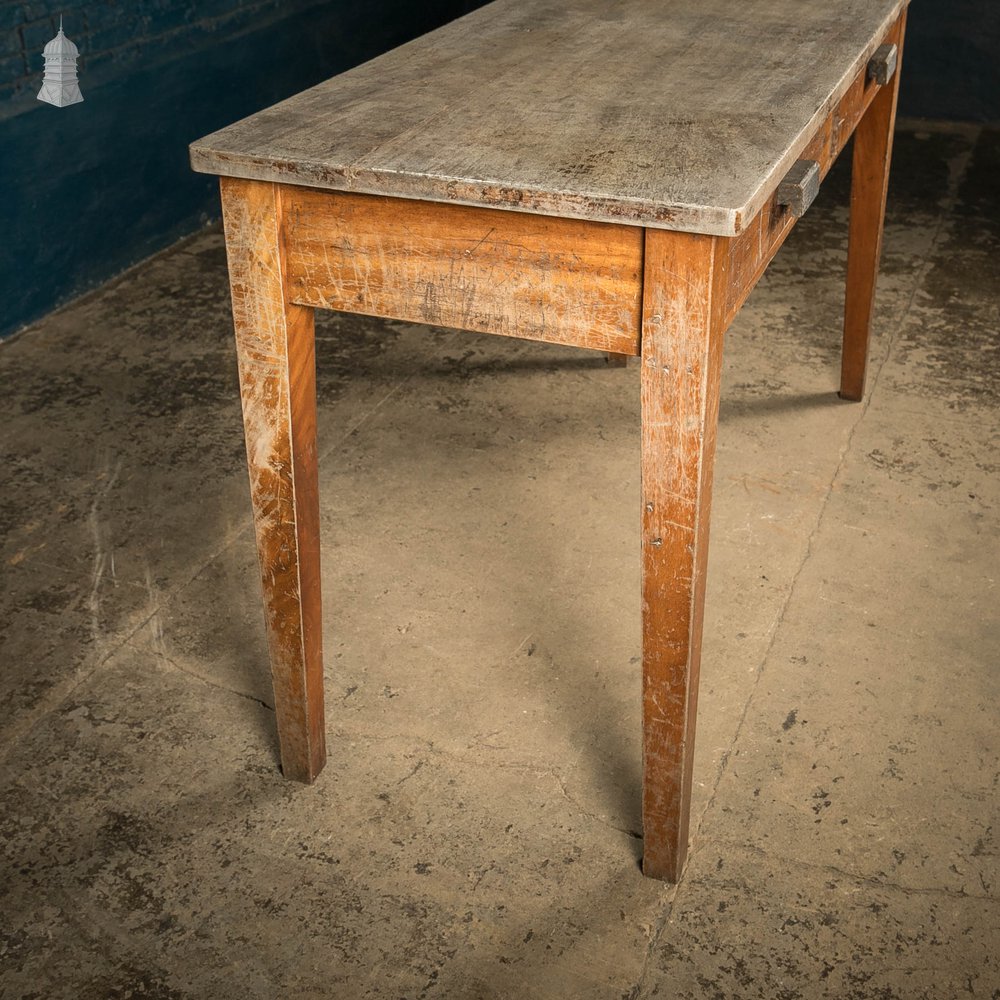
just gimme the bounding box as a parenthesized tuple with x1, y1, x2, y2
(867, 43, 898, 86)
(776, 159, 821, 218)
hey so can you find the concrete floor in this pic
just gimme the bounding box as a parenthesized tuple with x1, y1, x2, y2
(1, 122, 998, 999)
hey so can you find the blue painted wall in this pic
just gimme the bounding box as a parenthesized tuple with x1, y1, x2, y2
(0, 0, 477, 339)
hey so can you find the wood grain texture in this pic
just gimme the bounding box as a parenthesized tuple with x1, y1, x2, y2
(640, 228, 729, 882)
(282, 187, 642, 353)
(722, 11, 904, 329)
(190, 0, 908, 236)
(842, 12, 906, 401)
(220, 176, 326, 783)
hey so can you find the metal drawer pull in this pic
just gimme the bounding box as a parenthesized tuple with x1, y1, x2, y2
(867, 43, 898, 86)
(776, 159, 821, 218)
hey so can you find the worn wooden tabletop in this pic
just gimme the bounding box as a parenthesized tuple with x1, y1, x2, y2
(190, 0, 906, 236)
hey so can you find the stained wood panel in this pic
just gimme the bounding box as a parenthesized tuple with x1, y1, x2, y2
(282, 187, 643, 353)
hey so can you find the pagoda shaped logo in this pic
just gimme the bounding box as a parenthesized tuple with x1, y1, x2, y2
(37, 17, 84, 108)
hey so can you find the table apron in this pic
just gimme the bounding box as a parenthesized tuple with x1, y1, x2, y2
(281, 185, 644, 355)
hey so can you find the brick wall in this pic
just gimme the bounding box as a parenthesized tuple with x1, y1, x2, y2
(0, 0, 477, 338)
(2, 0, 334, 114)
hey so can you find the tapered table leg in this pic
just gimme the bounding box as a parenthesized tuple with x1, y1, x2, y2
(640, 228, 729, 881)
(220, 177, 326, 783)
(840, 14, 905, 401)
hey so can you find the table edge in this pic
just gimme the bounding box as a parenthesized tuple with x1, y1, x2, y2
(189, 0, 908, 238)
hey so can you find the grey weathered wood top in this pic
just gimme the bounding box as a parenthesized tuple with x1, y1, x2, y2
(189, 0, 906, 236)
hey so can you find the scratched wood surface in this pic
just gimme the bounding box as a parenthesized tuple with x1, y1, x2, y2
(282, 186, 643, 353)
(190, 0, 907, 236)
(220, 176, 326, 784)
(639, 227, 730, 881)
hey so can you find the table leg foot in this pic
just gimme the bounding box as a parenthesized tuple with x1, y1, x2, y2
(841, 14, 905, 402)
(221, 177, 326, 784)
(639, 229, 729, 882)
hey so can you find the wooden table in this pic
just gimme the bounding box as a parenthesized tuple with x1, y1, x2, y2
(190, 0, 907, 882)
